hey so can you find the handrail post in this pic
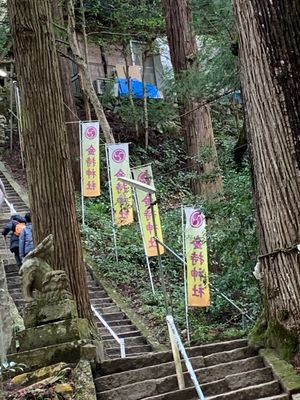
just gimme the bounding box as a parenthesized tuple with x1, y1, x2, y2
(167, 317, 185, 390)
(120, 338, 126, 359)
(242, 312, 245, 330)
(166, 315, 206, 400)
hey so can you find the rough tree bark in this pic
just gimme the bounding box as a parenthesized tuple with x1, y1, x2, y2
(8, 0, 93, 323)
(234, 0, 300, 359)
(78, 0, 91, 121)
(66, 0, 115, 144)
(52, 0, 81, 190)
(162, 0, 223, 196)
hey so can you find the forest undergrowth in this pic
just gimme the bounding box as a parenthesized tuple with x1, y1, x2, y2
(82, 103, 261, 345)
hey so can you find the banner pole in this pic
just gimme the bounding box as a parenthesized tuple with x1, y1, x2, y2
(105, 144, 119, 264)
(79, 122, 85, 225)
(132, 186, 155, 294)
(150, 193, 169, 315)
(181, 205, 190, 345)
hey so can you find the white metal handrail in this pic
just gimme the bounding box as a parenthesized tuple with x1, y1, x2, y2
(91, 305, 126, 358)
(166, 315, 205, 400)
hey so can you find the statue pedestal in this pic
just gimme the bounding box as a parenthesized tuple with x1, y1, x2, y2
(23, 298, 77, 328)
(12, 298, 98, 369)
(10, 234, 99, 369)
(18, 317, 90, 351)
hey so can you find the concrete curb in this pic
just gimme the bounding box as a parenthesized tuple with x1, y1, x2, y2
(260, 348, 300, 396)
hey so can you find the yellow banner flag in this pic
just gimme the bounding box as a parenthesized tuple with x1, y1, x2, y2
(185, 208, 210, 307)
(82, 122, 100, 197)
(107, 143, 134, 227)
(132, 165, 164, 257)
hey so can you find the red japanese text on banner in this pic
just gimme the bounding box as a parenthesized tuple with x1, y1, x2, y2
(185, 208, 210, 307)
(132, 165, 164, 257)
(107, 143, 134, 226)
(82, 122, 100, 197)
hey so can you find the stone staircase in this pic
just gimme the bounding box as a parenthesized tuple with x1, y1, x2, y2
(0, 165, 291, 400)
(0, 170, 28, 257)
(1, 167, 153, 360)
(87, 269, 153, 358)
(94, 338, 289, 400)
(5, 262, 153, 359)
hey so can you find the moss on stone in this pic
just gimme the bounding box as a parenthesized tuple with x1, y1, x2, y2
(250, 312, 299, 362)
(261, 348, 300, 395)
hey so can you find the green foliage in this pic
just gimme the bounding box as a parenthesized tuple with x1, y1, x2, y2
(82, 112, 260, 344)
(0, 361, 26, 375)
(76, 0, 258, 345)
(0, 0, 9, 53)
(83, 0, 164, 40)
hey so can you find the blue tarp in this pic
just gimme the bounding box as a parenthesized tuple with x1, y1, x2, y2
(117, 78, 161, 99)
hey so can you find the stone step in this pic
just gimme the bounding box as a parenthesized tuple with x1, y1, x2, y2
(88, 284, 102, 289)
(14, 300, 24, 310)
(94, 305, 121, 314)
(9, 292, 23, 300)
(4, 263, 19, 273)
(95, 355, 264, 392)
(103, 336, 147, 348)
(97, 339, 249, 376)
(7, 282, 21, 290)
(89, 290, 109, 299)
(101, 330, 141, 340)
(255, 395, 289, 400)
(91, 298, 114, 305)
(100, 312, 127, 322)
(88, 286, 103, 292)
(139, 380, 281, 400)
(203, 346, 256, 367)
(98, 325, 137, 337)
(97, 319, 133, 328)
(106, 344, 152, 358)
(97, 365, 273, 400)
(5, 272, 20, 279)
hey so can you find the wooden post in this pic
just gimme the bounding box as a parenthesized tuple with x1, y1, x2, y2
(167, 319, 185, 390)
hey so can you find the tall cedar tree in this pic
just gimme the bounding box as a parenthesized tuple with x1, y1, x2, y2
(234, 0, 300, 359)
(8, 0, 93, 323)
(52, 0, 81, 190)
(162, 0, 223, 196)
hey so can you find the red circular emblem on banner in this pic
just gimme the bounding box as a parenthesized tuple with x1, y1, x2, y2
(137, 170, 151, 184)
(190, 211, 204, 228)
(137, 171, 147, 183)
(112, 148, 126, 163)
(85, 126, 97, 140)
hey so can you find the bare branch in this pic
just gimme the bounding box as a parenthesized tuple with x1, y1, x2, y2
(53, 22, 67, 32)
(87, 31, 132, 37)
(55, 38, 69, 46)
(178, 89, 236, 118)
(57, 49, 76, 64)
(66, 0, 114, 144)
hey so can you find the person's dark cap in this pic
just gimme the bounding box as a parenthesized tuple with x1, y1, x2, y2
(25, 212, 31, 223)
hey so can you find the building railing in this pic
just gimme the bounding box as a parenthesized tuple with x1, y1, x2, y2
(166, 315, 205, 400)
(155, 237, 255, 327)
(91, 305, 126, 358)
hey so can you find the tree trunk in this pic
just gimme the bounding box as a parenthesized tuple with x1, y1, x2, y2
(234, 0, 300, 359)
(52, 0, 81, 190)
(122, 42, 139, 139)
(8, 0, 93, 323)
(162, 0, 222, 197)
(142, 47, 149, 150)
(66, 0, 115, 144)
(79, 0, 91, 121)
